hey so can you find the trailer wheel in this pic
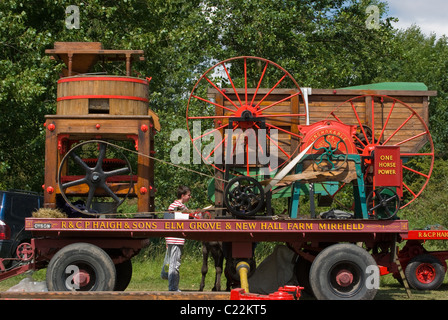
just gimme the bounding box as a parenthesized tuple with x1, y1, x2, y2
(46, 242, 116, 291)
(405, 254, 445, 290)
(309, 243, 378, 300)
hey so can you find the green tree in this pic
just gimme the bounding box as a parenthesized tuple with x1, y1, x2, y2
(0, 0, 218, 207)
(0, 1, 59, 190)
(208, 0, 397, 88)
(372, 26, 448, 152)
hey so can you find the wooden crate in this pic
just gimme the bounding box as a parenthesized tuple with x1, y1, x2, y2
(308, 88, 435, 154)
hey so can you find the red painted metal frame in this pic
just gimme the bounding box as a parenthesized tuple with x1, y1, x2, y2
(12, 217, 448, 287)
(33, 237, 149, 264)
(0, 236, 149, 282)
(186, 56, 307, 176)
(0, 262, 37, 282)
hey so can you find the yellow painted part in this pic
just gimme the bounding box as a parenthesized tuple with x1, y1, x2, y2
(236, 261, 251, 293)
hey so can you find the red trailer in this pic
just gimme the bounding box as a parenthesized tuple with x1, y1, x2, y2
(0, 216, 416, 298)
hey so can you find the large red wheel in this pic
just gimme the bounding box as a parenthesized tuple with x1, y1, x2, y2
(325, 94, 434, 209)
(186, 56, 308, 178)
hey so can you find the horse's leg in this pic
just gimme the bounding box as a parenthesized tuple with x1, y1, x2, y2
(222, 243, 235, 291)
(199, 242, 208, 291)
(224, 258, 234, 291)
(212, 245, 224, 291)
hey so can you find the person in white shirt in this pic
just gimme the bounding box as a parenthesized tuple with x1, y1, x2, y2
(165, 186, 191, 291)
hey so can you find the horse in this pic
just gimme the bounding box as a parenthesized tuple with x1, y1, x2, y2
(199, 240, 252, 292)
(194, 211, 242, 292)
(190, 211, 225, 292)
(199, 241, 224, 291)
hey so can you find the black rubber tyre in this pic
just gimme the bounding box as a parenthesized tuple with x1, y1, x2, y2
(114, 259, 133, 291)
(46, 242, 116, 291)
(309, 243, 378, 300)
(405, 254, 445, 290)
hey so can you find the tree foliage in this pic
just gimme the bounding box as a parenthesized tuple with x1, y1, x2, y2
(0, 0, 447, 213)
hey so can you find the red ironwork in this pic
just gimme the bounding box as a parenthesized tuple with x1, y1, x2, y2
(186, 56, 307, 177)
(16, 243, 34, 262)
(230, 285, 303, 300)
(325, 94, 434, 209)
(298, 120, 358, 154)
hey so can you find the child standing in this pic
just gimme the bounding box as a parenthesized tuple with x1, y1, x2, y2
(165, 186, 191, 291)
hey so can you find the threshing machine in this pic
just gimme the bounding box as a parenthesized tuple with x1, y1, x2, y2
(186, 56, 434, 221)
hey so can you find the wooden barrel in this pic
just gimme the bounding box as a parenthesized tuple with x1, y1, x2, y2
(57, 75, 149, 115)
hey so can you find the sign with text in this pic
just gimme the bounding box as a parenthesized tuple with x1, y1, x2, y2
(374, 146, 402, 187)
(25, 218, 409, 239)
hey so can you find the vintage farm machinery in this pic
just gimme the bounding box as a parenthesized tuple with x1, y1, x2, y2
(43, 42, 160, 215)
(187, 56, 434, 220)
(1, 44, 444, 299)
(41, 49, 434, 220)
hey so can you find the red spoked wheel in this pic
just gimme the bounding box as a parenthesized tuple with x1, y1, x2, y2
(186, 56, 308, 178)
(325, 94, 434, 209)
(16, 243, 34, 262)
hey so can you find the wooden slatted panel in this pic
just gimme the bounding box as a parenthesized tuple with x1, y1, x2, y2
(308, 94, 430, 154)
(57, 76, 149, 115)
(208, 88, 433, 161)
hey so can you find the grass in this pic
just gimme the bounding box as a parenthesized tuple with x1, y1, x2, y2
(2, 240, 448, 299)
(376, 274, 448, 300)
(127, 240, 212, 292)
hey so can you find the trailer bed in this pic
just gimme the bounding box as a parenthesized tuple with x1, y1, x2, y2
(25, 217, 409, 243)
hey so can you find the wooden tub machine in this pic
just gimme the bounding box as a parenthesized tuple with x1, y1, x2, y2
(43, 42, 160, 215)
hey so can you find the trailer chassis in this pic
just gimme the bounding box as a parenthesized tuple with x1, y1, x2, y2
(0, 217, 447, 299)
